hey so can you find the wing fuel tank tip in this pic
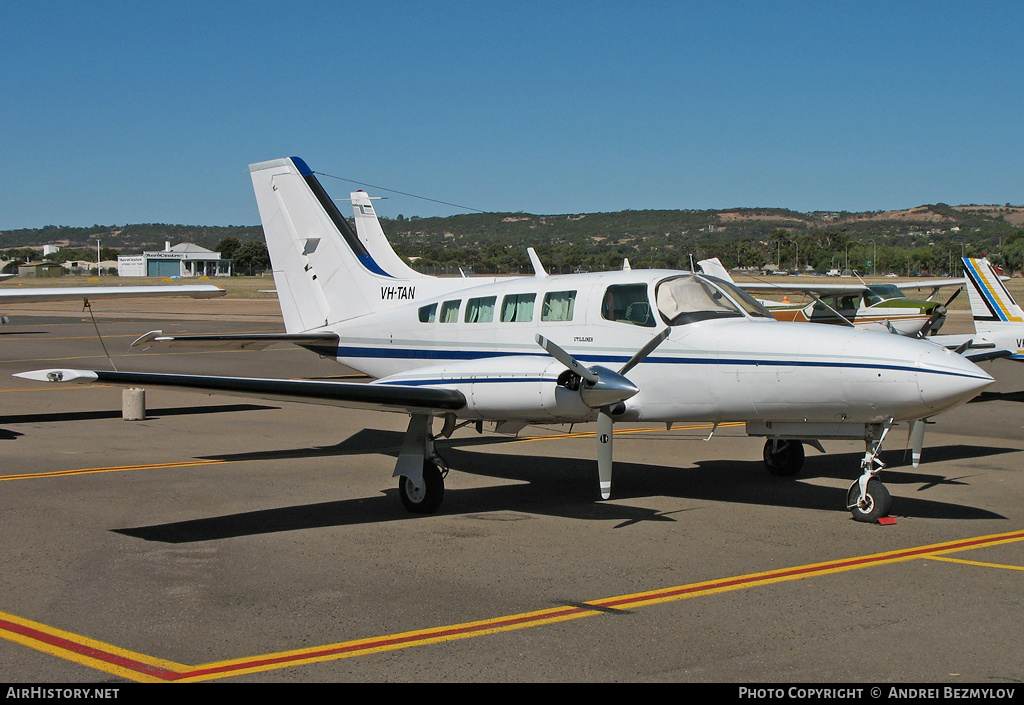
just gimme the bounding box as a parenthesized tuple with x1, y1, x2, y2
(13, 369, 98, 383)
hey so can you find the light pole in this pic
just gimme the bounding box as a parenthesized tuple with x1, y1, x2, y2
(96, 238, 101, 276)
(859, 239, 876, 276)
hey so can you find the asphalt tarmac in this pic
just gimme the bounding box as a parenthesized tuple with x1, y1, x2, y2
(1, 301, 1022, 684)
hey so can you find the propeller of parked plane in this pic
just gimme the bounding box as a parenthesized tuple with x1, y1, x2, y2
(536, 329, 670, 499)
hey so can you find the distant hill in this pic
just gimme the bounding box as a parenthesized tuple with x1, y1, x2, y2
(4, 203, 1022, 275)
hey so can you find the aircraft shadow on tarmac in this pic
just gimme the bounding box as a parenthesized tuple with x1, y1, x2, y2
(969, 388, 1024, 404)
(113, 429, 1011, 543)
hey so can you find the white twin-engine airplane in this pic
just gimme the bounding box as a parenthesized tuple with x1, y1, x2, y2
(15, 157, 995, 523)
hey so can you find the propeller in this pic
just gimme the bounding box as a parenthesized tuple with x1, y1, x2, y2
(536, 330, 670, 499)
(916, 288, 961, 338)
(907, 419, 926, 467)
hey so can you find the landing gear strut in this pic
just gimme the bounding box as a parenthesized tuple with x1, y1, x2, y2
(846, 423, 894, 522)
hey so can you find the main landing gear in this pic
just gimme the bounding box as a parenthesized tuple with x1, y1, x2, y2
(398, 458, 446, 514)
(763, 439, 805, 476)
(394, 414, 449, 514)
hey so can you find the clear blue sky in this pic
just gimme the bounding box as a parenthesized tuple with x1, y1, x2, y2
(2, 1, 1022, 229)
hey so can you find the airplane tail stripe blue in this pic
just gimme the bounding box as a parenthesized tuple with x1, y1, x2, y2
(290, 157, 394, 279)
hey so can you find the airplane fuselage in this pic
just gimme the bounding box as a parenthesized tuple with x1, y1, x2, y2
(309, 269, 988, 427)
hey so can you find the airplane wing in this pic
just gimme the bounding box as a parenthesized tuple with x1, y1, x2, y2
(732, 281, 868, 296)
(131, 330, 340, 352)
(895, 277, 972, 293)
(13, 368, 466, 414)
(0, 284, 225, 304)
(697, 259, 865, 295)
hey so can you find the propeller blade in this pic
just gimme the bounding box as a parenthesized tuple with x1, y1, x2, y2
(945, 287, 962, 307)
(597, 409, 614, 499)
(535, 334, 599, 384)
(909, 419, 926, 468)
(916, 307, 946, 338)
(618, 328, 670, 375)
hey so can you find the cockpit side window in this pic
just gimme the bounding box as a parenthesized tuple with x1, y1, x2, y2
(655, 275, 747, 325)
(601, 283, 655, 327)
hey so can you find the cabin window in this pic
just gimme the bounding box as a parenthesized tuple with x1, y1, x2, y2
(501, 293, 536, 322)
(439, 300, 461, 323)
(601, 284, 655, 327)
(541, 290, 576, 321)
(418, 303, 437, 323)
(464, 296, 496, 323)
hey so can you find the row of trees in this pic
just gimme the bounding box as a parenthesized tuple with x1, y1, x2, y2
(6, 226, 1024, 279)
(395, 228, 1024, 277)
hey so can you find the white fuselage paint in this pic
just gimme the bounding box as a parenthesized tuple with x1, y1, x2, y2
(304, 269, 992, 425)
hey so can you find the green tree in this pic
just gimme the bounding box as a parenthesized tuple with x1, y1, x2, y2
(215, 237, 242, 260)
(232, 241, 271, 274)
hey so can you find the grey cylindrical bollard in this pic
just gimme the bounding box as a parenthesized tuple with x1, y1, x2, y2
(122, 387, 146, 421)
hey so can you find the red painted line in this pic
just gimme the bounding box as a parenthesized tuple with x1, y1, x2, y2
(0, 617, 181, 680)
(6, 529, 1024, 681)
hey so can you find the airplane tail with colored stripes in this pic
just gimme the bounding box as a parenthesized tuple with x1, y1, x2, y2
(963, 257, 1023, 333)
(960, 257, 1024, 361)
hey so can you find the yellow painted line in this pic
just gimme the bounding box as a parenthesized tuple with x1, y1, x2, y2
(0, 611, 188, 683)
(0, 460, 225, 482)
(0, 384, 111, 393)
(3, 529, 1022, 682)
(513, 421, 744, 442)
(926, 556, 1024, 571)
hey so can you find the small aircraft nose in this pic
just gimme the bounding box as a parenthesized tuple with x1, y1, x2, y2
(915, 343, 994, 414)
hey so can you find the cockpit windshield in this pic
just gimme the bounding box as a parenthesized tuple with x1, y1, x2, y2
(864, 284, 905, 306)
(655, 274, 773, 326)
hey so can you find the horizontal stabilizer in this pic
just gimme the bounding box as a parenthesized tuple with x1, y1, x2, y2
(131, 330, 340, 351)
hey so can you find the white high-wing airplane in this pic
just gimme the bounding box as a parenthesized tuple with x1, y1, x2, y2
(931, 257, 1024, 362)
(15, 157, 995, 522)
(697, 258, 965, 337)
(0, 276, 225, 324)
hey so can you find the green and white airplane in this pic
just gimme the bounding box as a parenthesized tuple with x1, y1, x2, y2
(698, 258, 966, 337)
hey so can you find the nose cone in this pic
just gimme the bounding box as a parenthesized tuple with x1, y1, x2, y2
(915, 342, 995, 414)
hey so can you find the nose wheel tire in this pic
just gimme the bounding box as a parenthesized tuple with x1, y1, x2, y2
(763, 439, 805, 476)
(399, 459, 445, 514)
(846, 478, 892, 523)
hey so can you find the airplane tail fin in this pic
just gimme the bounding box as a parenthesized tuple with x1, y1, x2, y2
(697, 257, 735, 283)
(350, 190, 427, 280)
(962, 257, 1023, 334)
(249, 157, 418, 332)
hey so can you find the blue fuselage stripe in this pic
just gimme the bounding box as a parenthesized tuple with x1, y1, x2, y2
(333, 346, 987, 380)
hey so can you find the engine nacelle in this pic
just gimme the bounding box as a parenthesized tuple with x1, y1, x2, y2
(372, 356, 594, 421)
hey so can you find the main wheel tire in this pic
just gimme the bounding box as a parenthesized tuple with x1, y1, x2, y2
(846, 478, 892, 523)
(399, 459, 445, 514)
(763, 439, 805, 476)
